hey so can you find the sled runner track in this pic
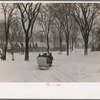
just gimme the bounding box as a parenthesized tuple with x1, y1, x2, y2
(50, 67, 73, 82)
(51, 65, 79, 82)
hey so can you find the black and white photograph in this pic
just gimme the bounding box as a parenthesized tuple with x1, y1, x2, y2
(1, 1, 100, 99)
(0, 2, 100, 82)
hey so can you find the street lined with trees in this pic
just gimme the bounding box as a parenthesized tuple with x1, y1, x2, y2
(0, 3, 100, 60)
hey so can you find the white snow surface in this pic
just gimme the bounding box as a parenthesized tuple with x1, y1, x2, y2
(0, 49, 100, 82)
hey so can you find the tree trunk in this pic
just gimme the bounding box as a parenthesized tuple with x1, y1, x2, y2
(25, 34, 29, 61)
(84, 41, 88, 55)
(72, 42, 74, 51)
(53, 36, 56, 49)
(65, 31, 69, 55)
(4, 12, 7, 60)
(59, 32, 62, 53)
(71, 38, 75, 51)
(4, 29, 9, 60)
(59, 25, 63, 53)
(70, 39, 72, 52)
(4, 44, 7, 60)
(47, 34, 49, 54)
(66, 39, 69, 55)
(60, 38, 62, 52)
(83, 32, 89, 55)
(91, 32, 94, 51)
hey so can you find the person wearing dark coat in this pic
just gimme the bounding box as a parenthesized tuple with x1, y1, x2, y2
(42, 53, 50, 64)
(42, 53, 47, 57)
(47, 53, 53, 67)
(49, 53, 53, 61)
(38, 54, 42, 57)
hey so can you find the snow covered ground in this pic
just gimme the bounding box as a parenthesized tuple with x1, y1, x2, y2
(0, 49, 100, 82)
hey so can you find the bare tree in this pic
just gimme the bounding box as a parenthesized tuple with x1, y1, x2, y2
(50, 4, 64, 53)
(53, 4, 73, 55)
(1, 3, 16, 60)
(16, 3, 41, 61)
(70, 19, 79, 51)
(38, 4, 54, 54)
(51, 18, 63, 52)
(9, 19, 24, 43)
(50, 22, 59, 50)
(71, 3, 100, 55)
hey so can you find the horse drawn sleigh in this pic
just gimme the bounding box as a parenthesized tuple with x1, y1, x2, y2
(37, 53, 53, 70)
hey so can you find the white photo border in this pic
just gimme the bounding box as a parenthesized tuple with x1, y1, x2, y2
(0, 1, 100, 99)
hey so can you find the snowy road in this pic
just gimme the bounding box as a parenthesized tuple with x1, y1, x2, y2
(0, 49, 100, 82)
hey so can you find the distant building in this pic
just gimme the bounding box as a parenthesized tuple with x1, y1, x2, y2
(0, 41, 47, 53)
(29, 42, 34, 52)
(13, 42, 24, 53)
(6, 42, 24, 53)
(33, 42, 46, 52)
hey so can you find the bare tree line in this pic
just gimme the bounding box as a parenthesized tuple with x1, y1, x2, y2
(0, 3, 100, 61)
